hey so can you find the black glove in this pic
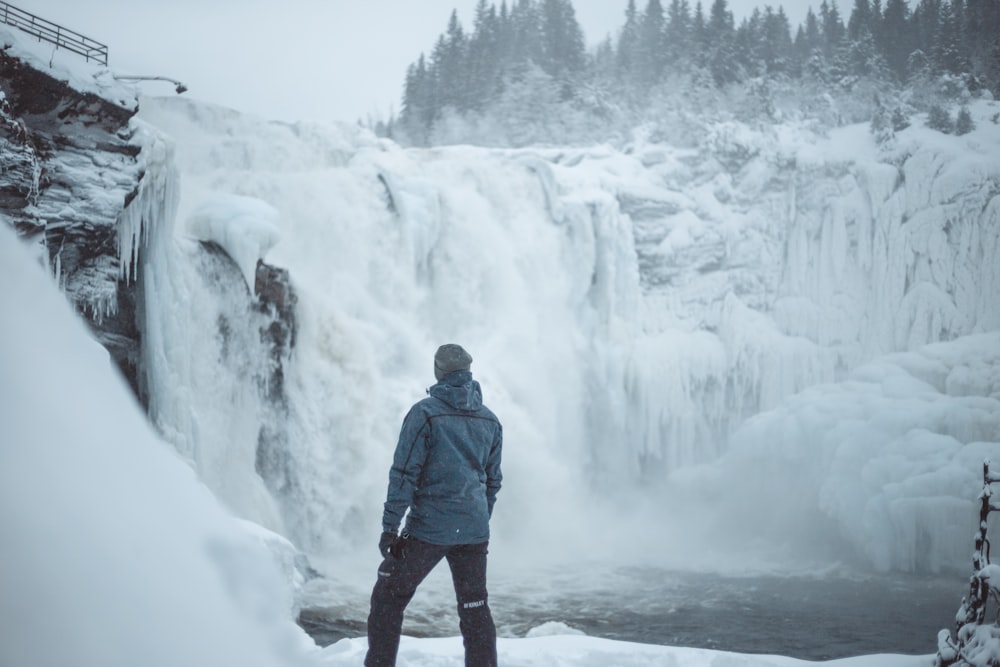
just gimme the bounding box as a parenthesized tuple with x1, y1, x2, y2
(379, 531, 408, 559)
(379, 532, 396, 558)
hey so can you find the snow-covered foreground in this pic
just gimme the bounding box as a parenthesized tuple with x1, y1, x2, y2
(0, 225, 310, 666)
(322, 634, 927, 666)
(0, 218, 934, 667)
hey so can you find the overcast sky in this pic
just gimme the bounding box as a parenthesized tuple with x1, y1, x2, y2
(25, 0, 819, 124)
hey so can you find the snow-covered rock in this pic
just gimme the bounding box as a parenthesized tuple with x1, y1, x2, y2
(0, 24, 144, 389)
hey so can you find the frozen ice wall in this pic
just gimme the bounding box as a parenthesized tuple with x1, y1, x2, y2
(132, 96, 1000, 572)
(777, 124, 1000, 359)
(667, 331, 1000, 572)
(576, 112, 1000, 485)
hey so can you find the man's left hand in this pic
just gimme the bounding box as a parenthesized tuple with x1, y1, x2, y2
(379, 532, 397, 558)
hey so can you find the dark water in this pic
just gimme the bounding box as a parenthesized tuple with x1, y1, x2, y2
(298, 567, 961, 660)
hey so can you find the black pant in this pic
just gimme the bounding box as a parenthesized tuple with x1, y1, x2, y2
(365, 537, 497, 667)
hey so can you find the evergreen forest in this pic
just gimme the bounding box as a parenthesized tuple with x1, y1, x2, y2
(384, 0, 1000, 146)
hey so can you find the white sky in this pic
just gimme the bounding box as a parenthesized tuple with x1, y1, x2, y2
(23, 0, 818, 123)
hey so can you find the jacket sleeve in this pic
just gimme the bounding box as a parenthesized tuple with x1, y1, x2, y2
(382, 405, 430, 534)
(485, 421, 503, 517)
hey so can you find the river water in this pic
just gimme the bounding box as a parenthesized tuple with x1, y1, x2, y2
(298, 564, 962, 660)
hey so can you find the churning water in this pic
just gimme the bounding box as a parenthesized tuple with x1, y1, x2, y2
(298, 564, 961, 660)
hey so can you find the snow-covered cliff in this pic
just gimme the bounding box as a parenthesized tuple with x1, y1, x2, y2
(0, 26, 148, 393)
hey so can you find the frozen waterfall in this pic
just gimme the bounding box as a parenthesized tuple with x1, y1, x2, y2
(129, 96, 1000, 573)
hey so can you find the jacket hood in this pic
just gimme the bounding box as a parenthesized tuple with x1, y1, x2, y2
(429, 370, 483, 411)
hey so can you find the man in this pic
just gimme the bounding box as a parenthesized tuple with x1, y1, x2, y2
(365, 344, 503, 667)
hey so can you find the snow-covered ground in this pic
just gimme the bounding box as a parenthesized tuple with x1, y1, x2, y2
(323, 634, 926, 666)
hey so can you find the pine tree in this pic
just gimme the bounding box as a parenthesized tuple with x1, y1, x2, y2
(804, 7, 823, 52)
(966, 0, 1000, 91)
(400, 54, 436, 143)
(692, 1, 709, 62)
(796, 4, 824, 76)
(934, 0, 969, 75)
(735, 11, 764, 76)
(910, 0, 941, 59)
(955, 105, 974, 134)
(880, 0, 912, 79)
(870, 0, 884, 40)
(618, 0, 642, 76)
(432, 11, 470, 111)
(848, 0, 873, 41)
(870, 94, 894, 143)
(467, 0, 503, 110)
(927, 103, 955, 131)
(891, 106, 911, 130)
(496, 0, 514, 62)
(638, 0, 668, 83)
(539, 0, 587, 80)
(849, 0, 887, 80)
(988, 42, 1000, 98)
(592, 35, 618, 82)
(792, 25, 808, 75)
(762, 7, 794, 75)
(848, 25, 889, 78)
(511, 0, 544, 73)
(707, 0, 739, 84)
(665, 0, 692, 65)
(820, 0, 847, 58)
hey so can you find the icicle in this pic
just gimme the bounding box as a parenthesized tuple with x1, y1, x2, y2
(27, 151, 41, 209)
(115, 119, 179, 284)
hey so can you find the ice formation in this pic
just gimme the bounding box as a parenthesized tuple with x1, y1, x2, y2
(122, 94, 1000, 573)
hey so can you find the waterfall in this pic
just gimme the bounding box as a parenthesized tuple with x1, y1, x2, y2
(129, 97, 1000, 572)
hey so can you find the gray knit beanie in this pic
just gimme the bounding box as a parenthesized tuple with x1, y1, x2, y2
(434, 344, 473, 381)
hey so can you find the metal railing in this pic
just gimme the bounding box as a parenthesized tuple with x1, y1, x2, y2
(0, 1, 108, 66)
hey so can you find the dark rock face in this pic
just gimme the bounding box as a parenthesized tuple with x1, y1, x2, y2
(253, 259, 297, 498)
(255, 260, 297, 400)
(0, 46, 145, 395)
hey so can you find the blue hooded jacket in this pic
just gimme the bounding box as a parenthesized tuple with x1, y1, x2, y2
(382, 370, 503, 545)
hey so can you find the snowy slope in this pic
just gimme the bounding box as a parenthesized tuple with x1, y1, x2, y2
(0, 224, 313, 667)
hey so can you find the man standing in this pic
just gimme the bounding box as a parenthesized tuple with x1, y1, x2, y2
(365, 344, 503, 667)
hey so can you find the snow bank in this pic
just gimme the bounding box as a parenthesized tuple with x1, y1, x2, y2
(0, 224, 315, 667)
(319, 635, 928, 667)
